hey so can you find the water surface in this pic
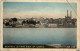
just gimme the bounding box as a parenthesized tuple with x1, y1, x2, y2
(3, 28, 77, 46)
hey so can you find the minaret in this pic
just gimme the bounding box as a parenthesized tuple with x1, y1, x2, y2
(67, 10, 68, 17)
(70, 11, 72, 18)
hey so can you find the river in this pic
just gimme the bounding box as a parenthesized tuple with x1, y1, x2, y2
(3, 28, 77, 46)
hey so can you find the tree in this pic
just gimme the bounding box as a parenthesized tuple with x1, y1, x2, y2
(26, 20, 36, 25)
(12, 18, 17, 22)
(5, 22, 10, 26)
(11, 18, 17, 27)
(22, 20, 26, 25)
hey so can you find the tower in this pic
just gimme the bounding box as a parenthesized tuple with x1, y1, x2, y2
(70, 11, 72, 18)
(67, 10, 68, 17)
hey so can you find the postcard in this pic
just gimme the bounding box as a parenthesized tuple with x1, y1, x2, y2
(0, 0, 80, 51)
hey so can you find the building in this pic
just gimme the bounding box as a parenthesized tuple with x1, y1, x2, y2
(64, 10, 73, 27)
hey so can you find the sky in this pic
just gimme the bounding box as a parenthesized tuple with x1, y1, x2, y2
(3, 2, 77, 19)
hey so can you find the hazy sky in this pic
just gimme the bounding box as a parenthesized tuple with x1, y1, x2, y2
(3, 2, 77, 19)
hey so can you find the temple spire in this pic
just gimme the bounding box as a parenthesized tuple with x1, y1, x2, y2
(67, 10, 68, 17)
(70, 11, 72, 18)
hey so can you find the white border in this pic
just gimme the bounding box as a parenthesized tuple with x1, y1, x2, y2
(1, 0, 80, 51)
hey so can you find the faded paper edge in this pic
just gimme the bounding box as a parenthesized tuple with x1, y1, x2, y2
(0, 0, 80, 51)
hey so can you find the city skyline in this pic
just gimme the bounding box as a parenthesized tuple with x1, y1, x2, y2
(3, 2, 77, 19)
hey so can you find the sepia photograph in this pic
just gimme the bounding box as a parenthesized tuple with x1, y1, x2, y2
(3, 2, 77, 48)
